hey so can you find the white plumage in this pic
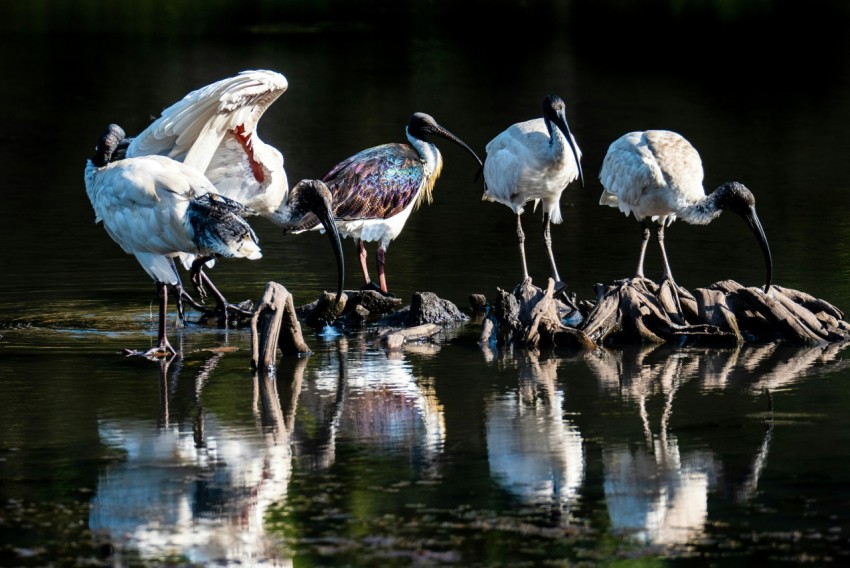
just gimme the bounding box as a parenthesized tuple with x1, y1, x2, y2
(85, 124, 262, 357)
(128, 70, 290, 215)
(482, 94, 584, 286)
(125, 69, 345, 300)
(598, 129, 772, 292)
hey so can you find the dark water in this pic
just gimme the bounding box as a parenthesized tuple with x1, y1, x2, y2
(3, 2, 850, 565)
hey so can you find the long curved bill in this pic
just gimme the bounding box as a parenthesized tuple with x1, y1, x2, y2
(434, 125, 483, 168)
(314, 203, 345, 301)
(553, 110, 584, 188)
(745, 205, 773, 292)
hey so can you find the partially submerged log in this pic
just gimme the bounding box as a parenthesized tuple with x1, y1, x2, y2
(251, 282, 311, 371)
(377, 323, 443, 351)
(480, 279, 596, 351)
(580, 278, 850, 347)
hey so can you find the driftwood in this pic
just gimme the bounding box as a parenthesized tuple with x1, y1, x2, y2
(377, 323, 443, 350)
(250, 282, 311, 371)
(480, 279, 596, 351)
(580, 278, 850, 347)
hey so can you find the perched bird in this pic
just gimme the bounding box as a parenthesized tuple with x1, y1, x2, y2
(123, 69, 345, 304)
(481, 94, 584, 288)
(292, 112, 483, 295)
(85, 124, 262, 357)
(598, 129, 773, 295)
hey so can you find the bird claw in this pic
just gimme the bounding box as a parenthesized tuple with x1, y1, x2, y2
(359, 281, 396, 298)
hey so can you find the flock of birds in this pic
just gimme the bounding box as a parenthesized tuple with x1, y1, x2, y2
(84, 69, 773, 358)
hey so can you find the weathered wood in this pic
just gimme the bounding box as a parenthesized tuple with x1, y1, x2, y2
(380, 323, 442, 350)
(774, 285, 845, 320)
(250, 282, 311, 371)
(736, 287, 823, 344)
(694, 287, 742, 340)
(484, 279, 595, 350)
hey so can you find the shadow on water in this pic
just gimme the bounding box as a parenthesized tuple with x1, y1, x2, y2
(4, 1, 850, 566)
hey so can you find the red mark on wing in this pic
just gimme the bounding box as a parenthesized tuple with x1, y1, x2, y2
(233, 124, 265, 183)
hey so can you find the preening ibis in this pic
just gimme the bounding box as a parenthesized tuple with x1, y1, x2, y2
(85, 124, 262, 358)
(123, 69, 345, 302)
(481, 94, 584, 289)
(291, 112, 482, 295)
(598, 129, 773, 295)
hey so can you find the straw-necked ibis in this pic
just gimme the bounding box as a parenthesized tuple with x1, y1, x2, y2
(291, 112, 482, 295)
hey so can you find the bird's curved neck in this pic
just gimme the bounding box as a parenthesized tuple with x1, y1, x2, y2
(407, 129, 441, 177)
(679, 191, 723, 225)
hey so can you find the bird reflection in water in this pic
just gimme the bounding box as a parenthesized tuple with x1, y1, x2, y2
(484, 351, 585, 522)
(585, 341, 850, 546)
(300, 336, 446, 474)
(89, 352, 299, 567)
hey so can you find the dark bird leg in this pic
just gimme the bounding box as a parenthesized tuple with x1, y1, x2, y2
(635, 220, 651, 279)
(656, 223, 684, 316)
(376, 245, 388, 294)
(516, 214, 531, 283)
(189, 256, 253, 326)
(542, 211, 563, 287)
(140, 281, 177, 359)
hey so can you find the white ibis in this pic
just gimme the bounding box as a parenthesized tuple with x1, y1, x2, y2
(85, 124, 262, 358)
(123, 69, 345, 304)
(598, 129, 773, 294)
(481, 94, 584, 289)
(291, 112, 482, 295)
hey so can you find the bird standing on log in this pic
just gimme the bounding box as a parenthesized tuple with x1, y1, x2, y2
(290, 112, 483, 296)
(598, 129, 773, 300)
(481, 94, 584, 290)
(85, 124, 262, 358)
(122, 69, 345, 308)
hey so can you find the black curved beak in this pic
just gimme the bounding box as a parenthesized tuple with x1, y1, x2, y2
(553, 110, 584, 188)
(744, 205, 773, 292)
(312, 196, 345, 302)
(433, 125, 484, 168)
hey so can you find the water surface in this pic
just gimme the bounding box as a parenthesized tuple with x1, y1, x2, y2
(3, 2, 850, 565)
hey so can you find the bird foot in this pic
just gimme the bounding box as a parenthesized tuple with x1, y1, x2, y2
(197, 300, 255, 327)
(359, 281, 396, 298)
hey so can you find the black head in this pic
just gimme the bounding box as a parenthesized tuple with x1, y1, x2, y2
(290, 179, 345, 302)
(92, 123, 126, 167)
(715, 181, 757, 214)
(407, 112, 483, 167)
(541, 94, 584, 187)
(716, 181, 773, 292)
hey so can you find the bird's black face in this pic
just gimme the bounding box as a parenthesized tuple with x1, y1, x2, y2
(291, 179, 345, 301)
(92, 123, 126, 166)
(408, 112, 483, 167)
(719, 182, 773, 292)
(544, 95, 584, 188)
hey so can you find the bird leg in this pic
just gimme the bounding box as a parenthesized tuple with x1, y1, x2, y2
(357, 240, 373, 288)
(656, 223, 684, 317)
(516, 214, 531, 284)
(188, 256, 253, 326)
(376, 245, 389, 294)
(635, 220, 651, 280)
(542, 212, 563, 287)
(138, 281, 177, 359)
